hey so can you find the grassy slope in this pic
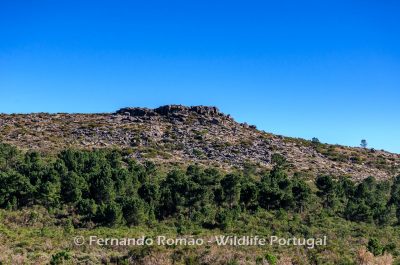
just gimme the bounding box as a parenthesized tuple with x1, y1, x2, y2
(1, 207, 399, 264)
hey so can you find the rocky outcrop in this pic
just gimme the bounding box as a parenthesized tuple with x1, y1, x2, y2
(116, 107, 156, 117)
(116, 105, 221, 117)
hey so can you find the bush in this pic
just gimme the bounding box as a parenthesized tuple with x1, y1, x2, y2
(368, 238, 384, 256)
(50, 250, 71, 265)
(265, 253, 277, 265)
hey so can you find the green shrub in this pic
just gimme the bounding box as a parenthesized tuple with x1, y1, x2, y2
(50, 250, 71, 265)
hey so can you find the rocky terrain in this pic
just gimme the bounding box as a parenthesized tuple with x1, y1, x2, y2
(0, 105, 399, 180)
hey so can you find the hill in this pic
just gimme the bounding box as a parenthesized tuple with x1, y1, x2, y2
(1, 106, 400, 264)
(1, 105, 399, 180)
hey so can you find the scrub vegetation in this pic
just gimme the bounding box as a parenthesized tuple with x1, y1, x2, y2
(1, 143, 400, 264)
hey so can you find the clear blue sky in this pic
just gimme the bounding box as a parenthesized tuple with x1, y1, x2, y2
(0, 1, 399, 153)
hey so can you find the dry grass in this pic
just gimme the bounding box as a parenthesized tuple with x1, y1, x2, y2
(357, 247, 393, 265)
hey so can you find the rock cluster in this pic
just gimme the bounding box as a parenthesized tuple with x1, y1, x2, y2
(116, 105, 221, 117)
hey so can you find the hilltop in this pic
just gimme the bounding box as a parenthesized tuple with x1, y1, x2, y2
(0, 105, 399, 180)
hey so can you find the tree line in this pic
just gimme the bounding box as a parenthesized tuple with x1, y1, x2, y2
(1, 143, 400, 228)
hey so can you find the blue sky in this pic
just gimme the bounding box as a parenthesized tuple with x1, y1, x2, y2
(0, 0, 399, 153)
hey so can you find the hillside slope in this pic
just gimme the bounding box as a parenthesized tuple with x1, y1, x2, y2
(0, 105, 398, 180)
